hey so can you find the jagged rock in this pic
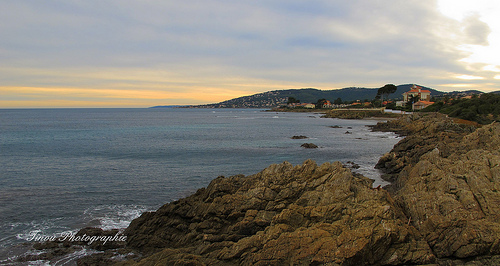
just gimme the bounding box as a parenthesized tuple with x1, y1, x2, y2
(374, 114, 500, 261)
(301, 143, 318, 148)
(123, 160, 435, 265)
(374, 113, 476, 180)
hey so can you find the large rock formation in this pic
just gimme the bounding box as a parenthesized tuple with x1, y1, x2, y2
(374, 114, 500, 261)
(373, 113, 477, 181)
(122, 160, 434, 265)
(76, 113, 500, 265)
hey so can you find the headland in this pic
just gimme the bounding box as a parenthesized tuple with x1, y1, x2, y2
(13, 113, 500, 265)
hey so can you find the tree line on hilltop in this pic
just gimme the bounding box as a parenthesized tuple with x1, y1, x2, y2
(422, 93, 500, 124)
(285, 84, 500, 125)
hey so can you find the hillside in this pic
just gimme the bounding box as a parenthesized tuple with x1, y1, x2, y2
(192, 84, 441, 108)
(423, 93, 500, 124)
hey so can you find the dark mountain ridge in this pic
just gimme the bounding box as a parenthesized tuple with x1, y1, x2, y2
(150, 84, 483, 109)
(192, 84, 440, 108)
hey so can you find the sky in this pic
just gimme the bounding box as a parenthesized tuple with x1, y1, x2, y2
(1, 0, 500, 108)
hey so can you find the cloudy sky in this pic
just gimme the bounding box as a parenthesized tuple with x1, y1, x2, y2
(1, 0, 499, 108)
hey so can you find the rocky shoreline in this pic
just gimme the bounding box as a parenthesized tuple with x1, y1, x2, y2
(372, 113, 500, 263)
(14, 113, 500, 265)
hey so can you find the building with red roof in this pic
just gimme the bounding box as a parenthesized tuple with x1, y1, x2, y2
(403, 84, 431, 102)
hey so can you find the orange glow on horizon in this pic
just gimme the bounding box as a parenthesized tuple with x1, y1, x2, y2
(0, 84, 293, 108)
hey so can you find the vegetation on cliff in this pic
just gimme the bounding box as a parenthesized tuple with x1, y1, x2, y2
(323, 110, 401, 119)
(423, 93, 500, 124)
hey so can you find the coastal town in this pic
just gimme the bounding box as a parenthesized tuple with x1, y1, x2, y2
(285, 84, 476, 111)
(193, 84, 486, 112)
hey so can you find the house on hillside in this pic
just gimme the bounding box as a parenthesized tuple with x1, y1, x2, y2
(288, 102, 315, 108)
(322, 100, 333, 108)
(412, 100, 434, 110)
(403, 85, 431, 102)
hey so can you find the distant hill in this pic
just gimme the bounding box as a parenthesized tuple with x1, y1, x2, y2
(446, 90, 484, 96)
(193, 84, 442, 108)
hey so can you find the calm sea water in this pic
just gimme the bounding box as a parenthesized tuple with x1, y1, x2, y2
(0, 108, 399, 261)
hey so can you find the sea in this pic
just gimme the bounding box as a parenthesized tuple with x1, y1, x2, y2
(0, 108, 399, 264)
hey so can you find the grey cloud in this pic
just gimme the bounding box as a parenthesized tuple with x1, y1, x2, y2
(462, 13, 491, 45)
(0, 0, 494, 93)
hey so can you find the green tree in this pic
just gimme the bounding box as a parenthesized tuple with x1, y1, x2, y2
(315, 98, 328, 109)
(334, 97, 343, 104)
(287, 97, 300, 104)
(409, 94, 420, 105)
(377, 84, 398, 102)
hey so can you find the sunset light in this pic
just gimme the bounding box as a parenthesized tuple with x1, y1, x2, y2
(1, 1, 499, 108)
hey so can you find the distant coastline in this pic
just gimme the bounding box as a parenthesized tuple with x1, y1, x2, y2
(149, 105, 190, 108)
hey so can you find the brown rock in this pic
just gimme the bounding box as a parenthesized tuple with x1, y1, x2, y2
(374, 115, 500, 261)
(123, 160, 435, 265)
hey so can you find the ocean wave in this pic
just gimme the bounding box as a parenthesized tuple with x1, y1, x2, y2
(82, 204, 151, 230)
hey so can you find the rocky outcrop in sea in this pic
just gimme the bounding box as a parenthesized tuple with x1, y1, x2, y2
(25, 113, 500, 265)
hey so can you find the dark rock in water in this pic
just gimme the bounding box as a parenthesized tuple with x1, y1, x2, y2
(123, 160, 435, 265)
(329, 125, 342, 128)
(291, 135, 308, 139)
(344, 161, 360, 169)
(300, 143, 318, 148)
(344, 131, 352, 134)
(347, 127, 353, 129)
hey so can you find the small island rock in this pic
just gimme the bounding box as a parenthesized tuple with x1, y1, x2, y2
(300, 143, 318, 148)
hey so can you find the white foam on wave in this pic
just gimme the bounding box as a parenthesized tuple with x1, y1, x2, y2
(0, 246, 101, 266)
(353, 165, 391, 188)
(11, 218, 74, 243)
(365, 130, 400, 139)
(82, 204, 151, 230)
(52, 247, 102, 265)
